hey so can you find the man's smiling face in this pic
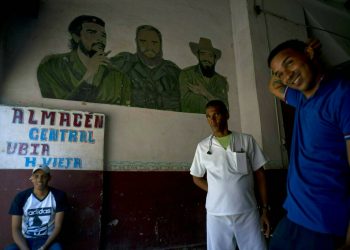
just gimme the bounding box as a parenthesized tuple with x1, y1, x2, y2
(270, 48, 317, 94)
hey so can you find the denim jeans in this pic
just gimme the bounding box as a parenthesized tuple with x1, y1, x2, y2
(269, 216, 345, 250)
(4, 236, 62, 250)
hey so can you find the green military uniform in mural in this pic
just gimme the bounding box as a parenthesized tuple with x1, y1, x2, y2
(180, 37, 229, 114)
(111, 52, 180, 110)
(110, 25, 180, 111)
(179, 65, 228, 113)
(37, 15, 131, 105)
(38, 51, 131, 105)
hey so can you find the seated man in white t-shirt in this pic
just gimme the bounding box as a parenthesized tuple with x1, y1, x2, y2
(190, 100, 271, 250)
(5, 165, 69, 250)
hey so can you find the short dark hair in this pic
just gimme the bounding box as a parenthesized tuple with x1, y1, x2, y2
(267, 39, 307, 67)
(205, 100, 228, 115)
(136, 25, 162, 44)
(68, 15, 105, 50)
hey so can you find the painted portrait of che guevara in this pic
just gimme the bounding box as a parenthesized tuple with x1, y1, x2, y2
(179, 37, 229, 114)
(37, 15, 229, 113)
(111, 25, 181, 111)
(37, 15, 131, 106)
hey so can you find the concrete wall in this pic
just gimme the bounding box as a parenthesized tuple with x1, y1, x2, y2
(301, 0, 350, 67)
(0, 0, 242, 172)
(229, 0, 307, 169)
(1, 0, 320, 170)
(0, 0, 299, 248)
(0, 1, 241, 248)
(3, 0, 349, 248)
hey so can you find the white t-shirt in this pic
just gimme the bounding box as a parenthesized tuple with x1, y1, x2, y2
(190, 131, 268, 215)
(9, 187, 68, 238)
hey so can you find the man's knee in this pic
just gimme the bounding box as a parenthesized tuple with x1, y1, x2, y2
(48, 242, 63, 250)
(4, 243, 20, 250)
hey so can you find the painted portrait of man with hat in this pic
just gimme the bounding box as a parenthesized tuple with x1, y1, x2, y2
(179, 37, 229, 114)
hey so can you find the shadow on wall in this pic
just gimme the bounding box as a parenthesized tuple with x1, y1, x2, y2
(100, 171, 207, 249)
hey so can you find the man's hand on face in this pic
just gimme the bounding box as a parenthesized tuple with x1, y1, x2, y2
(83, 50, 111, 84)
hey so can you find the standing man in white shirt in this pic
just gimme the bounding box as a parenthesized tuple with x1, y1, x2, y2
(190, 100, 270, 250)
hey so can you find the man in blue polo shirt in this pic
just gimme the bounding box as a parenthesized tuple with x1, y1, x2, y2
(267, 39, 350, 250)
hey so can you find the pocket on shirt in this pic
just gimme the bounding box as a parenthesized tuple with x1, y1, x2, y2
(226, 151, 249, 175)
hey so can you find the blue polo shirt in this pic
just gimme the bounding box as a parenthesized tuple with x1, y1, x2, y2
(284, 73, 350, 236)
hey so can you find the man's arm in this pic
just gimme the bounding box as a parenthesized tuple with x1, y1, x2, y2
(38, 211, 64, 250)
(81, 50, 111, 83)
(346, 140, 350, 246)
(37, 58, 95, 100)
(192, 176, 208, 192)
(11, 215, 30, 250)
(254, 167, 268, 206)
(187, 77, 228, 103)
(345, 221, 350, 247)
(268, 75, 287, 101)
(338, 141, 350, 249)
(347, 140, 350, 168)
(187, 83, 215, 100)
(254, 167, 271, 238)
(37, 51, 110, 100)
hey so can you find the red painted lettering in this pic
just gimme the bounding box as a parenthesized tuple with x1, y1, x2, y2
(42, 144, 50, 156)
(30, 143, 40, 155)
(12, 108, 24, 124)
(73, 113, 82, 127)
(7, 142, 17, 154)
(28, 109, 38, 124)
(41, 111, 56, 125)
(18, 143, 28, 155)
(85, 114, 92, 128)
(59, 112, 70, 126)
(6, 142, 50, 156)
(94, 115, 104, 128)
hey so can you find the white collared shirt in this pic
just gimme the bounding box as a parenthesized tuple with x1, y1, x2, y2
(190, 131, 268, 215)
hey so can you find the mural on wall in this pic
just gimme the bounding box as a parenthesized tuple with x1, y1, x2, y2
(37, 15, 229, 114)
(179, 37, 229, 114)
(37, 15, 132, 105)
(111, 25, 181, 111)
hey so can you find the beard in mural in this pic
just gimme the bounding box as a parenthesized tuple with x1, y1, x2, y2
(110, 25, 181, 111)
(179, 37, 229, 114)
(78, 40, 106, 58)
(37, 15, 131, 106)
(136, 28, 163, 69)
(199, 59, 215, 78)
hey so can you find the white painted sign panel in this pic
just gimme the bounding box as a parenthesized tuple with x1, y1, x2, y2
(0, 105, 105, 171)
